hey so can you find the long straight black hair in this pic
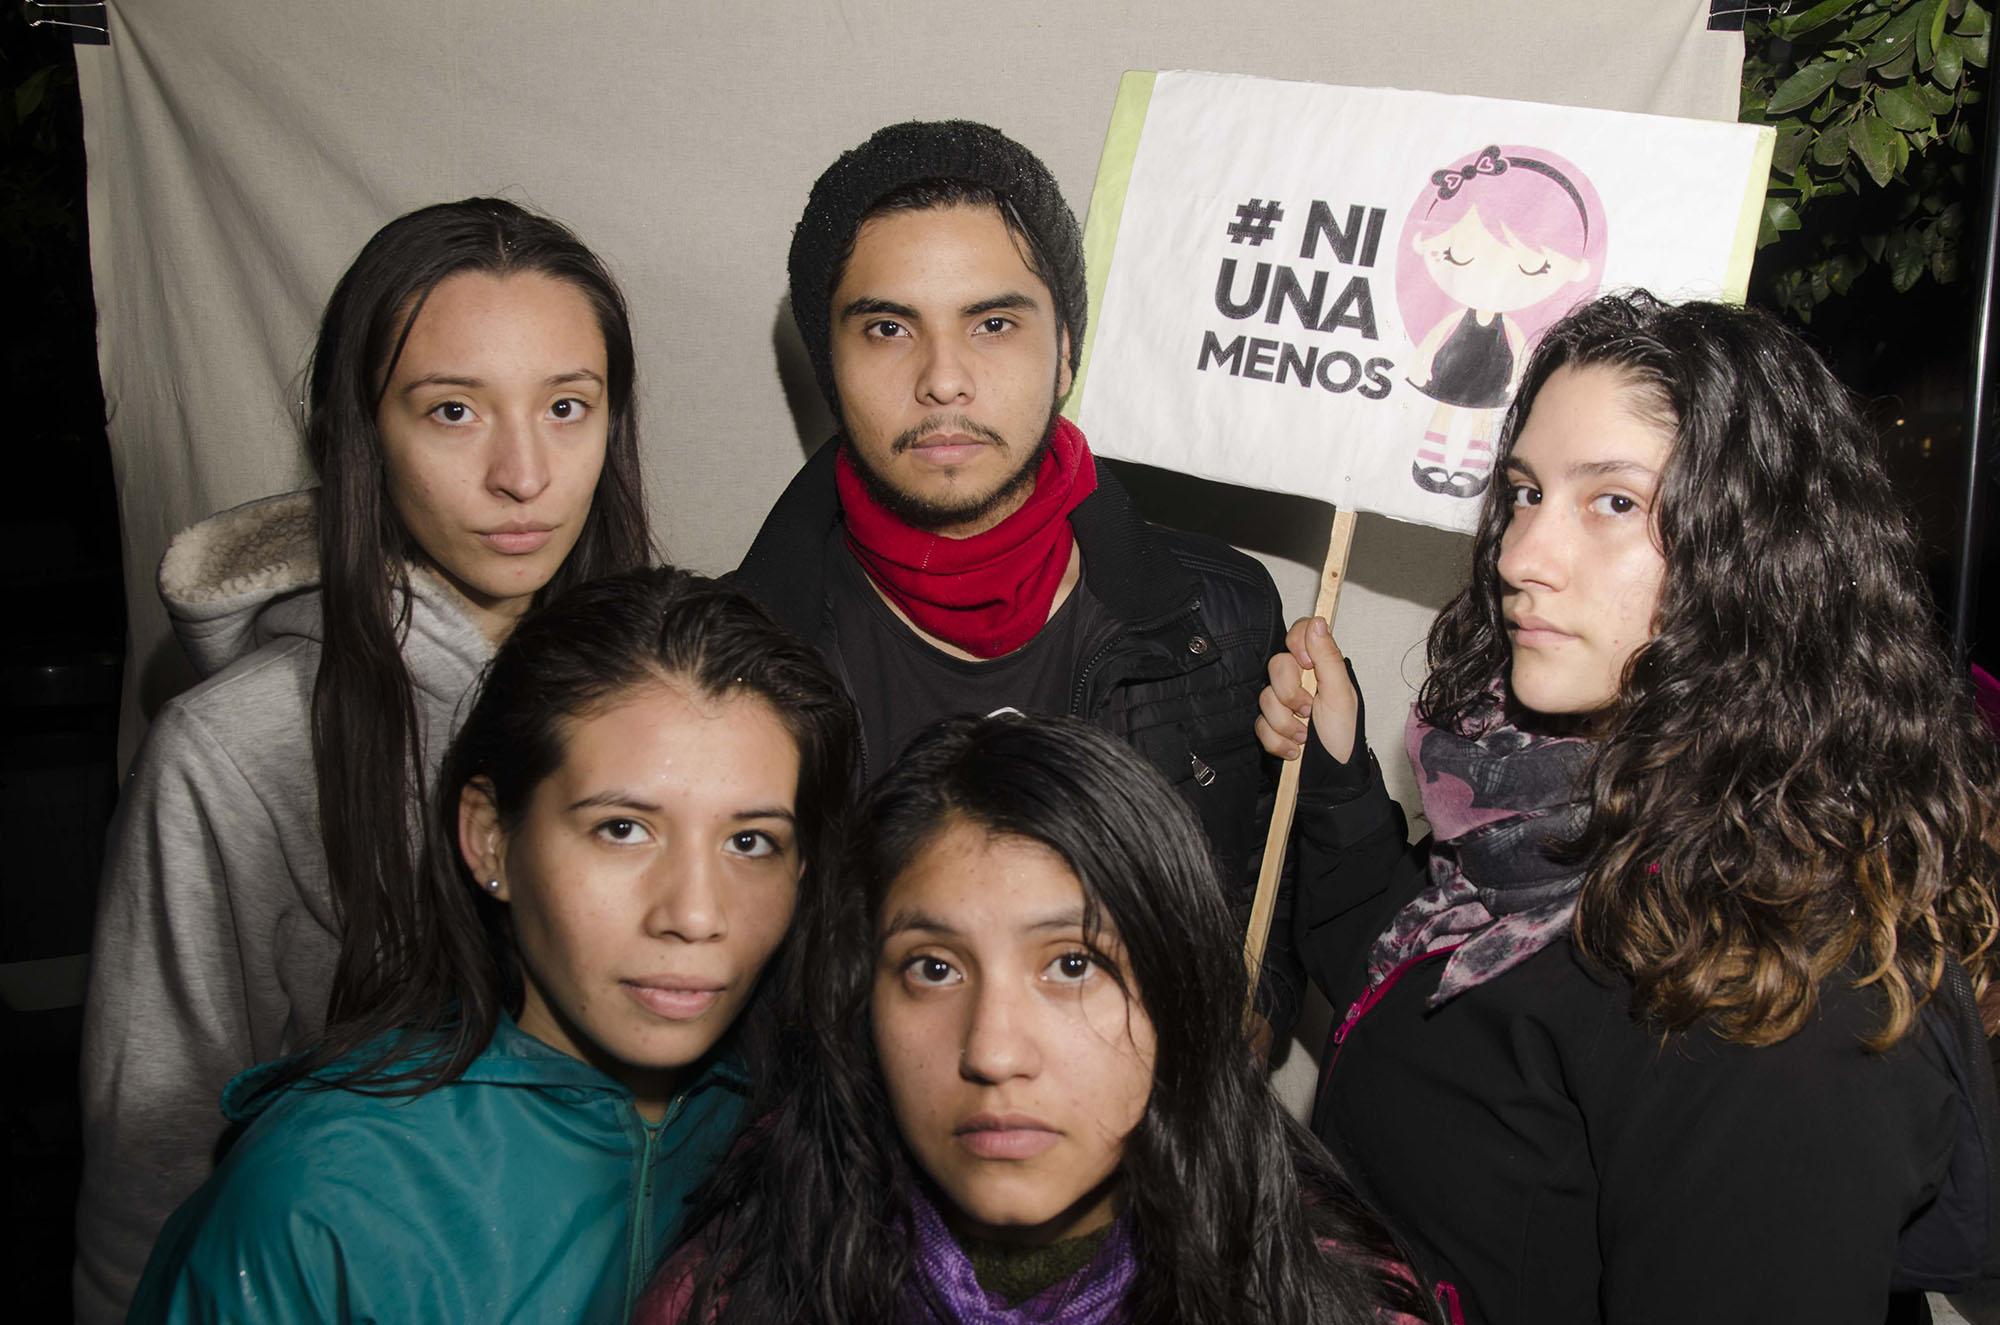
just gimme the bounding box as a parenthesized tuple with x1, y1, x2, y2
(274, 567, 856, 1095)
(665, 715, 1435, 1324)
(303, 198, 653, 1026)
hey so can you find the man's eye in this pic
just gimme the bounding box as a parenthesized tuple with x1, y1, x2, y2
(977, 316, 1011, 333)
(867, 319, 907, 339)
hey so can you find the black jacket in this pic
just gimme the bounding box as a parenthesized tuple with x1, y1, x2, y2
(734, 437, 1297, 1027)
(1293, 738, 1963, 1324)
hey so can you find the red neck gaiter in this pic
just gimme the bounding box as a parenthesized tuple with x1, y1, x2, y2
(836, 417, 1098, 659)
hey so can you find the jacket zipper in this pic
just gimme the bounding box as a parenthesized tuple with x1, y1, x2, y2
(1324, 944, 1462, 1077)
(1325, 953, 1472, 1323)
(625, 1090, 689, 1319)
(1068, 595, 1204, 717)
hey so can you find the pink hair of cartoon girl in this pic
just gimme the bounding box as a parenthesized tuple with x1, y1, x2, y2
(1394, 143, 1608, 358)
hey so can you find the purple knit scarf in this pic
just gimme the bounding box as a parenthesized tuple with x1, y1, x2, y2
(896, 1189, 1136, 1325)
(1362, 696, 1591, 1006)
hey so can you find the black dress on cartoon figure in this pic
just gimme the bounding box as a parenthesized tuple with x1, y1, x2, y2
(1418, 309, 1513, 409)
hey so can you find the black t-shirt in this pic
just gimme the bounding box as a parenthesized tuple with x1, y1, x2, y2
(826, 538, 1110, 774)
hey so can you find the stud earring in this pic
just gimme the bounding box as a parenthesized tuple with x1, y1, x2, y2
(484, 878, 502, 894)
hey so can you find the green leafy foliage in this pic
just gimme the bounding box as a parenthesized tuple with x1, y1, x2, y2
(1743, 0, 1986, 321)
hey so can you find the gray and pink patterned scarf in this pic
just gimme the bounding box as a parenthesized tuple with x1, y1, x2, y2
(1362, 695, 1592, 1006)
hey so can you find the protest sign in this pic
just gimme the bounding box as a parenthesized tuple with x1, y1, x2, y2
(1062, 72, 1773, 984)
(1068, 70, 1773, 532)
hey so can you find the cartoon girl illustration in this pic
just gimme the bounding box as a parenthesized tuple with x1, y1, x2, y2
(1396, 144, 1606, 498)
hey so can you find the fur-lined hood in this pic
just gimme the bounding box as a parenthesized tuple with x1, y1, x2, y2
(155, 490, 491, 688)
(157, 490, 323, 679)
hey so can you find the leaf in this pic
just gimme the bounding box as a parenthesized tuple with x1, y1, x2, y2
(14, 68, 52, 123)
(1965, 25, 1989, 65)
(1939, 31, 1966, 83)
(1919, 79, 1959, 113)
(1766, 195, 1804, 234)
(1868, 3, 1927, 66)
(1775, 0, 1865, 37)
(1961, 0, 1989, 36)
(1933, 0, 1954, 59)
(1774, 124, 1814, 174)
(1767, 59, 1845, 115)
(1934, 239, 1960, 282)
(1892, 258, 1925, 292)
(1814, 120, 1854, 165)
(1849, 8, 1898, 42)
(1875, 83, 1934, 129)
(1839, 55, 1872, 88)
(1863, 231, 1888, 261)
(1851, 112, 1900, 184)
(1882, 43, 1920, 79)
(1889, 229, 1927, 290)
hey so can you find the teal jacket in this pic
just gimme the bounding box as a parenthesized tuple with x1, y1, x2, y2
(126, 1015, 748, 1323)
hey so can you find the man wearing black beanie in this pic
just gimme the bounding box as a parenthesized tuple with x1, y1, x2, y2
(736, 120, 1298, 1042)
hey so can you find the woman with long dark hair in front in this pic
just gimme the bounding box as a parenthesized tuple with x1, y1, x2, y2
(77, 198, 652, 1323)
(1259, 291, 2000, 1321)
(643, 714, 1436, 1324)
(128, 568, 856, 1322)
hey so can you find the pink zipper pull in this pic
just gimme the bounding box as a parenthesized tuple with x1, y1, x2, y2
(1332, 990, 1374, 1045)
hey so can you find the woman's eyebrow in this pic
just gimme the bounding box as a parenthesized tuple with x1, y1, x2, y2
(879, 905, 1090, 941)
(880, 908, 957, 939)
(1566, 459, 1658, 481)
(401, 373, 485, 394)
(564, 790, 795, 823)
(1506, 457, 1658, 482)
(568, 790, 660, 813)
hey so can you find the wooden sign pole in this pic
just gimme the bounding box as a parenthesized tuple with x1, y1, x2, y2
(1243, 507, 1358, 1006)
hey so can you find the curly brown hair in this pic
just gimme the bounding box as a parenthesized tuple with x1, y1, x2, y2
(1421, 291, 2000, 1049)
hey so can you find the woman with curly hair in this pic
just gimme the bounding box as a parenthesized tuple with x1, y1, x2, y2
(642, 714, 1437, 1324)
(1257, 291, 2000, 1323)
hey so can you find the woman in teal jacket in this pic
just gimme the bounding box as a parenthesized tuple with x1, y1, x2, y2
(128, 568, 857, 1323)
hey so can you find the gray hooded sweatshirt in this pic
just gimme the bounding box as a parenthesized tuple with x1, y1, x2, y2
(74, 491, 493, 1325)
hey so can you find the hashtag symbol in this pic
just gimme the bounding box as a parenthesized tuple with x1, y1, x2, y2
(1226, 198, 1284, 245)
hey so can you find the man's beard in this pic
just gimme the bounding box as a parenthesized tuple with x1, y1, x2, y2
(844, 404, 1059, 535)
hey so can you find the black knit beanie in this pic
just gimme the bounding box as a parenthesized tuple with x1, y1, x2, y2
(788, 120, 1087, 410)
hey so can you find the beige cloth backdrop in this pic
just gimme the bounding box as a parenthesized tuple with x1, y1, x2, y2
(76, 0, 1742, 1095)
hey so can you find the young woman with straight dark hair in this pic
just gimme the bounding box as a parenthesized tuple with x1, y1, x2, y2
(78, 197, 652, 1323)
(643, 714, 1436, 1325)
(1260, 291, 2000, 1322)
(128, 567, 856, 1323)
